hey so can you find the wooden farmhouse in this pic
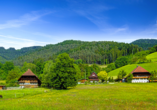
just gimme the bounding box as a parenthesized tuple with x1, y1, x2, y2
(0, 85, 6, 90)
(18, 69, 41, 88)
(78, 79, 88, 84)
(131, 66, 151, 83)
(89, 72, 99, 83)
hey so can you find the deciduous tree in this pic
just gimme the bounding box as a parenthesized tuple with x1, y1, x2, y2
(97, 71, 108, 82)
(49, 53, 77, 89)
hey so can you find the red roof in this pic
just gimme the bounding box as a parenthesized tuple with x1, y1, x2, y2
(131, 66, 149, 73)
(22, 69, 36, 76)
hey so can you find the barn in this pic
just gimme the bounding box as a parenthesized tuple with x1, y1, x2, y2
(18, 69, 41, 88)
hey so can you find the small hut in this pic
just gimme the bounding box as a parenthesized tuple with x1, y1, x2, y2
(18, 69, 41, 88)
(89, 72, 99, 83)
(131, 66, 151, 83)
(0, 85, 6, 90)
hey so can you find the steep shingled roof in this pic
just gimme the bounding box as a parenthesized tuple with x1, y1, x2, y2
(89, 72, 98, 79)
(18, 69, 41, 82)
(131, 66, 149, 73)
(22, 69, 36, 76)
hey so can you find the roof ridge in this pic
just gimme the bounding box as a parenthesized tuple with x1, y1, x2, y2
(131, 66, 149, 73)
(22, 69, 36, 76)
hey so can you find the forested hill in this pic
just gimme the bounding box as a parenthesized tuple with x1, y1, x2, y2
(131, 39, 157, 50)
(0, 46, 42, 63)
(13, 40, 142, 66)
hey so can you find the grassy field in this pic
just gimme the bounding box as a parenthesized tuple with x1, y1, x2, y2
(88, 64, 107, 68)
(0, 80, 6, 84)
(146, 52, 157, 62)
(108, 62, 157, 79)
(0, 84, 157, 110)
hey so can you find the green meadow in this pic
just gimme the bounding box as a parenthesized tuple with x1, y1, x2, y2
(146, 52, 157, 62)
(0, 80, 5, 84)
(108, 62, 157, 79)
(0, 84, 157, 110)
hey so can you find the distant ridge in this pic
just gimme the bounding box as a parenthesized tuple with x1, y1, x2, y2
(0, 46, 42, 63)
(130, 39, 157, 50)
(1, 39, 157, 65)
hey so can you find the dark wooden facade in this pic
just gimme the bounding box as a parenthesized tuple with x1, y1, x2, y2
(89, 72, 99, 83)
(18, 69, 41, 88)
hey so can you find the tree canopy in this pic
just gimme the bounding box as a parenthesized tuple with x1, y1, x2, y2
(97, 71, 108, 82)
(46, 53, 77, 89)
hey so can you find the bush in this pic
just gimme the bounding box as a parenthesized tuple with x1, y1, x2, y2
(126, 74, 133, 83)
(105, 63, 116, 72)
(115, 56, 129, 68)
(117, 70, 127, 80)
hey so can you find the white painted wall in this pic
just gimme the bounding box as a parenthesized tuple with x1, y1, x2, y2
(132, 78, 149, 83)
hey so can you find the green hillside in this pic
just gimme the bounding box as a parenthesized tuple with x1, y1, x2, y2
(108, 62, 157, 79)
(131, 39, 157, 50)
(146, 52, 157, 62)
(0, 46, 41, 63)
(13, 40, 141, 66)
(0, 56, 7, 63)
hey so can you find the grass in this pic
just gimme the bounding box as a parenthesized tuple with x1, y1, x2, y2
(108, 62, 157, 79)
(0, 84, 157, 110)
(146, 52, 157, 62)
(0, 80, 6, 84)
(88, 64, 107, 68)
(0, 88, 50, 99)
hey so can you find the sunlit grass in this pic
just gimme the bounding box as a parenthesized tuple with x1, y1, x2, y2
(88, 64, 107, 68)
(0, 83, 157, 110)
(0, 80, 6, 84)
(146, 52, 157, 62)
(108, 62, 157, 79)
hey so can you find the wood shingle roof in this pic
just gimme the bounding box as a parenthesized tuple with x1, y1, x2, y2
(22, 69, 36, 76)
(131, 66, 149, 73)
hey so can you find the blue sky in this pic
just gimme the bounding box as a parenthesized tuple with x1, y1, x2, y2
(0, 0, 157, 49)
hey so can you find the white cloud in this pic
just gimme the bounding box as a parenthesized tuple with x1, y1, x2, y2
(0, 10, 53, 29)
(115, 27, 128, 33)
(0, 35, 50, 49)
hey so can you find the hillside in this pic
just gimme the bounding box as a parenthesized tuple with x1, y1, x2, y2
(131, 39, 157, 50)
(108, 62, 157, 79)
(13, 40, 141, 66)
(146, 52, 157, 62)
(0, 46, 42, 63)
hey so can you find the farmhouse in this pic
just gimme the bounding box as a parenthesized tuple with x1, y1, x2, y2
(18, 69, 41, 88)
(89, 72, 99, 83)
(78, 79, 88, 84)
(131, 66, 151, 83)
(0, 85, 6, 90)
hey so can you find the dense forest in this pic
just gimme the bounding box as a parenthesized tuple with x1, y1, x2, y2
(1, 39, 156, 65)
(0, 46, 41, 63)
(131, 39, 157, 50)
(13, 40, 142, 66)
